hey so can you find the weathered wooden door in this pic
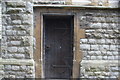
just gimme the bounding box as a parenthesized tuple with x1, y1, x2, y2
(43, 15, 74, 79)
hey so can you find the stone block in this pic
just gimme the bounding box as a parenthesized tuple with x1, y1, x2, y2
(98, 66, 105, 71)
(13, 25, 26, 30)
(2, 2, 7, 14)
(2, 15, 11, 25)
(20, 65, 26, 71)
(104, 34, 109, 39)
(79, 16, 86, 21)
(15, 72, 26, 76)
(109, 76, 117, 78)
(1, 42, 7, 46)
(96, 56, 102, 60)
(108, 56, 114, 60)
(105, 17, 114, 23)
(6, 26, 13, 30)
(27, 70, 33, 74)
(107, 51, 113, 56)
(114, 29, 120, 34)
(83, 57, 87, 60)
(6, 2, 16, 7)
(91, 45, 99, 50)
(99, 45, 109, 51)
(9, 41, 21, 46)
(92, 17, 99, 22)
(0, 65, 4, 70)
(7, 47, 17, 53)
(102, 72, 110, 76)
(22, 14, 32, 20)
(110, 45, 117, 51)
(88, 51, 94, 56)
(22, 37, 30, 45)
(17, 31, 27, 36)
(0, 70, 4, 75)
(12, 20, 21, 25)
(111, 66, 119, 71)
(4, 65, 11, 70)
(106, 39, 112, 44)
(7, 8, 23, 14)
(90, 23, 102, 29)
(80, 44, 90, 50)
(2, 31, 6, 36)
(112, 51, 118, 56)
(6, 30, 17, 36)
(91, 56, 96, 60)
(86, 30, 95, 33)
(11, 14, 22, 20)
(22, 20, 32, 25)
(13, 54, 25, 59)
(86, 56, 91, 60)
(102, 23, 109, 29)
(103, 56, 108, 60)
(85, 33, 93, 38)
(26, 2, 33, 13)
(109, 23, 117, 29)
(103, 45, 109, 50)
(94, 51, 101, 56)
(94, 17, 106, 22)
(87, 72, 94, 76)
(112, 72, 119, 76)
(15, 76, 25, 78)
(94, 33, 103, 39)
(114, 56, 118, 60)
(25, 74, 34, 78)
(88, 39, 96, 44)
(18, 47, 25, 53)
(16, 2, 26, 7)
(80, 39, 88, 44)
(3, 54, 13, 59)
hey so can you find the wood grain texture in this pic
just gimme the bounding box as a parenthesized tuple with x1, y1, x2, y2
(34, 8, 41, 78)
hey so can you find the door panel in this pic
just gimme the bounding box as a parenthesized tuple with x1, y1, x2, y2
(44, 16, 74, 79)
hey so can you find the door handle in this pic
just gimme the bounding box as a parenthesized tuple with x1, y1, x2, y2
(45, 45, 50, 49)
(45, 45, 51, 52)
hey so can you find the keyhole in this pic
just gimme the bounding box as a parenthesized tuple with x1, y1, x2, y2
(60, 46, 61, 49)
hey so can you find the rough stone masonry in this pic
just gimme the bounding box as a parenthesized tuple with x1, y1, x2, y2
(80, 9, 120, 79)
(0, 0, 120, 79)
(0, 0, 35, 78)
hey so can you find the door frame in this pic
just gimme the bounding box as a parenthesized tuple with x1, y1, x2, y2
(34, 8, 85, 79)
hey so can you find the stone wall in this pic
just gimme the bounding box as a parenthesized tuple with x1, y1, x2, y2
(79, 10, 120, 79)
(1, 0, 35, 78)
(0, 1, 1, 39)
(0, 0, 119, 79)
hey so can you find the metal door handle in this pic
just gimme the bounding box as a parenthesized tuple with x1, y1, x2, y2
(45, 45, 50, 49)
(45, 45, 51, 52)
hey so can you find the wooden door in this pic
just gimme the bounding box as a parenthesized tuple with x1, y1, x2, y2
(43, 15, 74, 79)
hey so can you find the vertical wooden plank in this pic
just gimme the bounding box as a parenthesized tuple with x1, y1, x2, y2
(72, 12, 85, 79)
(41, 12, 44, 78)
(72, 12, 80, 79)
(34, 8, 41, 78)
